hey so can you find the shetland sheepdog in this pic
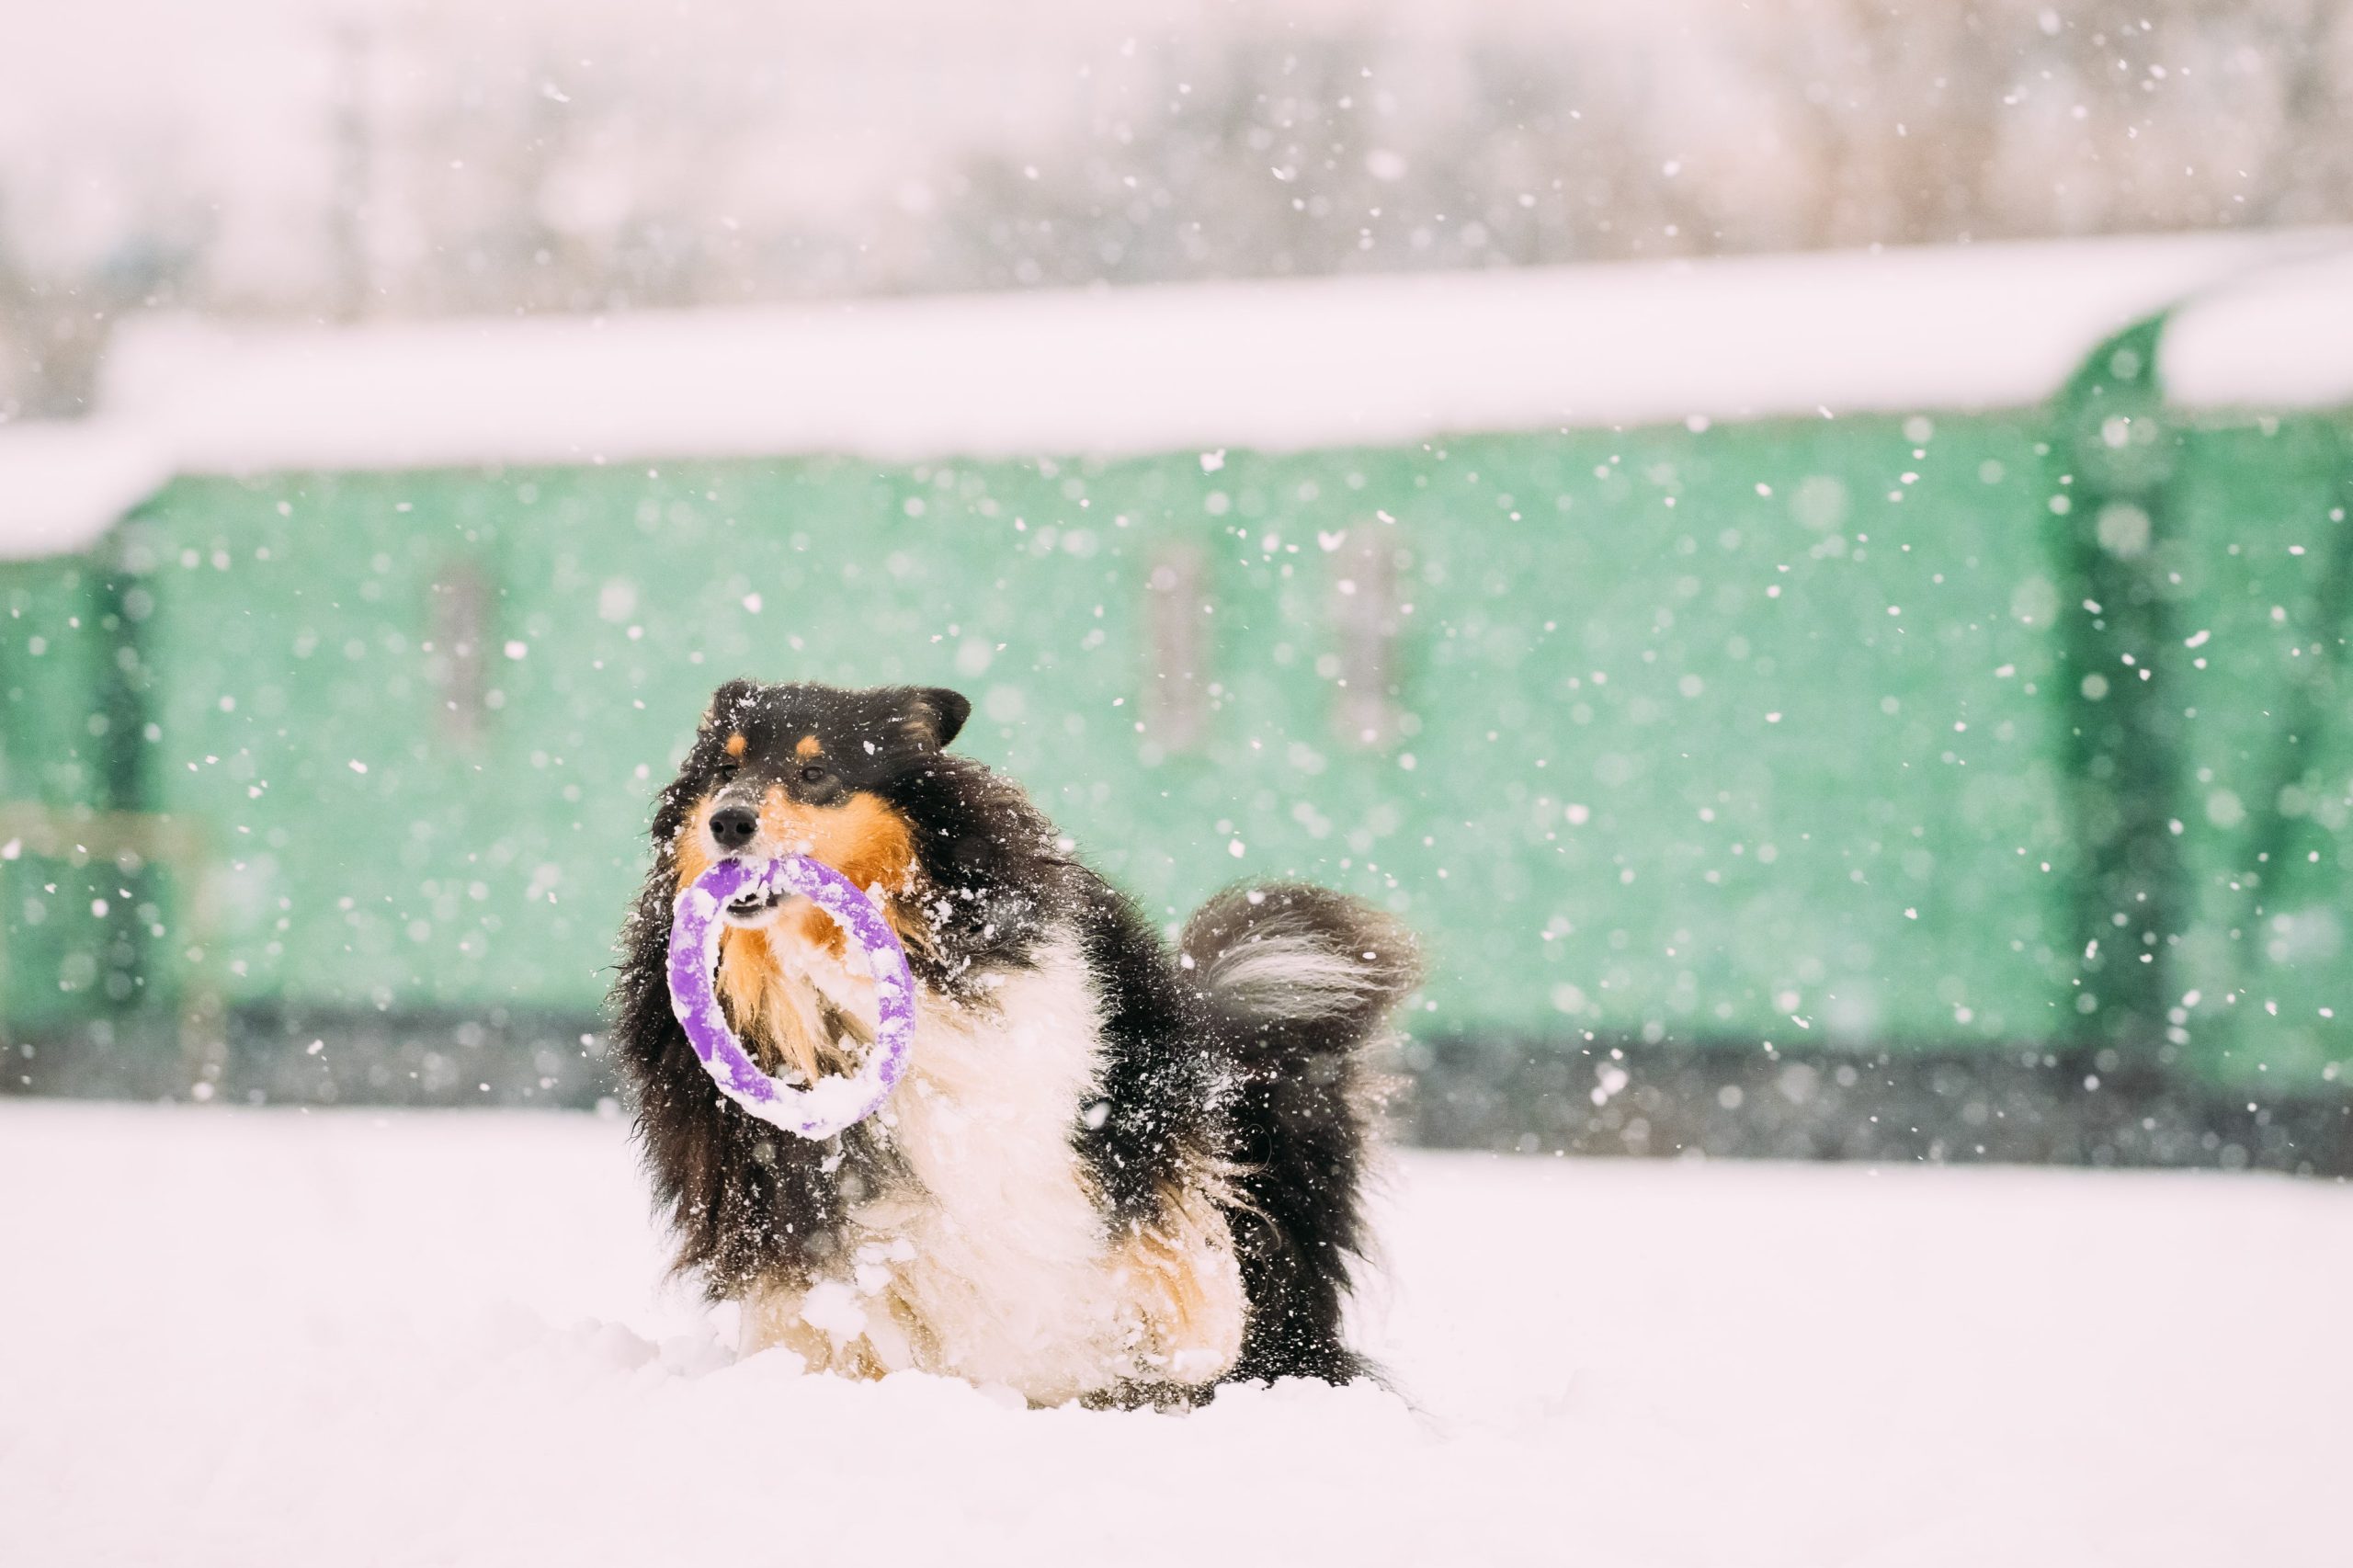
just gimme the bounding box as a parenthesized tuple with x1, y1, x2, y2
(609, 680, 1418, 1406)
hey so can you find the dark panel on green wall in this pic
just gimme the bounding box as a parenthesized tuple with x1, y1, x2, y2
(2165, 417, 2353, 1091)
(0, 563, 147, 1031)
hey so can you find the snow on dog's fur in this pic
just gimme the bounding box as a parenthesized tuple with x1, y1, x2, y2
(609, 680, 1418, 1406)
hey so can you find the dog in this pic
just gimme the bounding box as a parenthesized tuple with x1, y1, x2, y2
(608, 679, 1418, 1406)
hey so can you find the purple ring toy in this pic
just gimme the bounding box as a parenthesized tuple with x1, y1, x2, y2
(666, 856, 916, 1140)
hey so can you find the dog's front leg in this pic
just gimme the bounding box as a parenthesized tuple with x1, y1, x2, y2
(740, 1277, 892, 1379)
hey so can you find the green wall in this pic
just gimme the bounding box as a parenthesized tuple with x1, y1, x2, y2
(3, 392, 2348, 1095)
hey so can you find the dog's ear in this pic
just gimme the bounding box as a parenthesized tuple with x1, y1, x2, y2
(701, 677, 758, 732)
(902, 687, 971, 750)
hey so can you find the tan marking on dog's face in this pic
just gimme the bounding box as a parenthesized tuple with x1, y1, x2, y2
(672, 787, 924, 1026)
(750, 788, 911, 879)
(674, 789, 915, 891)
(669, 798, 831, 1083)
(795, 734, 823, 759)
(724, 733, 748, 758)
(759, 790, 916, 958)
(672, 794, 718, 892)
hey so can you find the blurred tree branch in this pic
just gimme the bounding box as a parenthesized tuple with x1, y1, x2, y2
(2, 2, 2349, 415)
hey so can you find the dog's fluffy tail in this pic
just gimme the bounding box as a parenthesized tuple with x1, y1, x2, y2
(1180, 882, 1419, 1384)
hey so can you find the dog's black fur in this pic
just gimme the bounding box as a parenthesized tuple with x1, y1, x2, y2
(608, 679, 1418, 1392)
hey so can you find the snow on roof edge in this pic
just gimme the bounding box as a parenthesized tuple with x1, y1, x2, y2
(4, 226, 2349, 562)
(0, 422, 174, 563)
(2160, 243, 2353, 413)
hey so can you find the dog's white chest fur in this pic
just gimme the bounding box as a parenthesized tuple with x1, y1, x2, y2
(737, 926, 1245, 1403)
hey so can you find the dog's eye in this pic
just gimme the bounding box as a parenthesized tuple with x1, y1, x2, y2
(714, 761, 739, 782)
(800, 765, 828, 785)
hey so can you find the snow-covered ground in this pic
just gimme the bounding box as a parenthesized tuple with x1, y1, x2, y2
(3, 1103, 2347, 1565)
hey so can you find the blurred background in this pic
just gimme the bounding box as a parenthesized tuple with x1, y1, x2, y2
(2, 0, 2350, 1171)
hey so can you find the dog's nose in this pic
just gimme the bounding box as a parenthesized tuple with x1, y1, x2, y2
(709, 806, 759, 852)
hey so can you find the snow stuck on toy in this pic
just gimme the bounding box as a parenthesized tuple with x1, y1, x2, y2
(667, 855, 915, 1139)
